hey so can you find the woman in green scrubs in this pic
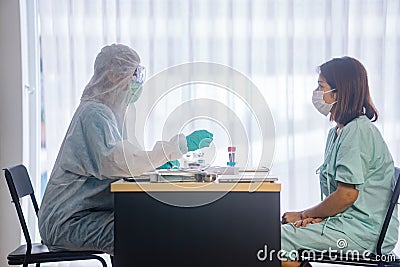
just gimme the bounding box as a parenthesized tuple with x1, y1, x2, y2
(281, 57, 399, 267)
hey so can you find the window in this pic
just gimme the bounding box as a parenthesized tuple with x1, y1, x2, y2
(33, 1, 400, 258)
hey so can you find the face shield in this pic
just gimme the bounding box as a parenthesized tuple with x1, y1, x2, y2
(133, 65, 146, 83)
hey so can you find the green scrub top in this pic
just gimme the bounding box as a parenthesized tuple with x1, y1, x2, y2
(318, 115, 398, 253)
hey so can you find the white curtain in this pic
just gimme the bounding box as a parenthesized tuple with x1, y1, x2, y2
(38, 0, 400, 261)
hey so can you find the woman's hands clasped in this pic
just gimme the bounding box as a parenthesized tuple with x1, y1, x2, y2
(282, 211, 323, 228)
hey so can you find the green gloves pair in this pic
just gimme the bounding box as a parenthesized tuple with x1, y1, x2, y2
(185, 130, 213, 152)
(157, 130, 213, 170)
(157, 160, 180, 170)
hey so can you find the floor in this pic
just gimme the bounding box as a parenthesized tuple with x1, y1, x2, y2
(36, 244, 400, 266)
(37, 262, 344, 267)
(37, 255, 111, 266)
(36, 260, 359, 267)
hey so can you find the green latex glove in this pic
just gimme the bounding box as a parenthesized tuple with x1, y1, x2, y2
(156, 160, 180, 169)
(186, 130, 213, 152)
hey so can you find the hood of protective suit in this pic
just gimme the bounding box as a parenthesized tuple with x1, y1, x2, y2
(81, 44, 140, 130)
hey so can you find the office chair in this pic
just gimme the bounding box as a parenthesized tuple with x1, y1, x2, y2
(4, 164, 108, 267)
(299, 167, 400, 266)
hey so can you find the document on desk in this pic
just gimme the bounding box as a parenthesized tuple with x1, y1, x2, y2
(123, 175, 151, 182)
(149, 169, 205, 182)
(218, 171, 277, 183)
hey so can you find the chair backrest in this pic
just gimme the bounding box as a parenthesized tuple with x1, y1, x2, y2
(3, 164, 40, 254)
(376, 166, 400, 255)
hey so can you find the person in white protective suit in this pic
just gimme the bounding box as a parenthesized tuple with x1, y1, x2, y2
(38, 44, 213, 255)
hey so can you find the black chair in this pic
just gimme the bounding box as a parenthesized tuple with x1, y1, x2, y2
(4, 164, 108, 267)
(299, 167, 400, 266)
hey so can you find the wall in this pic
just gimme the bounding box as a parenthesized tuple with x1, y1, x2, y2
(0, 0, 24, 266)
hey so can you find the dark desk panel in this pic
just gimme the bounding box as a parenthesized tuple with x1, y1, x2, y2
(113, 182, 280, 267)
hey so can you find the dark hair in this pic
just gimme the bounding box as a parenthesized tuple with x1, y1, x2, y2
(319, 56, 378, 125)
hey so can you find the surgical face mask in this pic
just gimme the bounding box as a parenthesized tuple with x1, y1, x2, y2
(128, 65, 146, 103)
(312, 89, 337, 116)
(129, 81, 143, 103)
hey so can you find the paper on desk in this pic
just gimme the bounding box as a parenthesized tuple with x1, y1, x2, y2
(204, 166, 239, 175)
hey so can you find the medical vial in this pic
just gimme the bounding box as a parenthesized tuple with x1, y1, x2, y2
(227, 146, 236, 166)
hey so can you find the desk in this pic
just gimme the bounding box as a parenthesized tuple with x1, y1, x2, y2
(111, 181, 281, 267)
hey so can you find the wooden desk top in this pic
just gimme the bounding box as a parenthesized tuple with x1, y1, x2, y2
(111, 180, 281, 192)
